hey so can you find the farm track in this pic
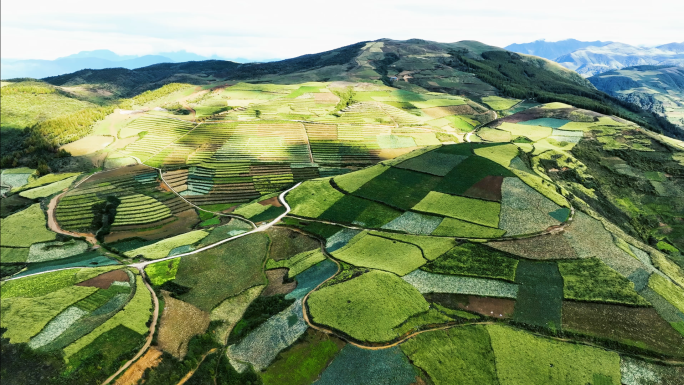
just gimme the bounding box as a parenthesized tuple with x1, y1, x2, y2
(47, 173, 101, 245)
(176, 348, 218, 385)
(102, 266, 160, 385)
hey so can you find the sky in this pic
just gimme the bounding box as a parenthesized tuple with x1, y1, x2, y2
(2, 0, 682, 60)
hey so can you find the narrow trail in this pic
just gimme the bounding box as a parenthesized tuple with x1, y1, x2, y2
(129, 182, 299, 269)
(176, 348, 218, 385)
(102, 267, 160, 385)
(47, 173, 101, 245)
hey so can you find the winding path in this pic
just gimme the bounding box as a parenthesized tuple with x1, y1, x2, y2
(102, 266, 160, 385)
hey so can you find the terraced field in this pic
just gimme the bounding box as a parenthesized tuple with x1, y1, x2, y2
(3, 79, 684, 385)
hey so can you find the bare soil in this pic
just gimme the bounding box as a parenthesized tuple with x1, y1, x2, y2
(259, 196, 283, 207)
(463, 175, 504, 202)
(487, 234, 578, 259)
(113, 347, 163, 385)
(262, 268, 297, 296)
(157, 292, 211, 360)
(77, 269, 129, 289)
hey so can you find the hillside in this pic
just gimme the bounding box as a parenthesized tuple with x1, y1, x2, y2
(2, 64, 684, 384)
(505, 39, 612, 60)
(589, 65, 684, 130)
(555, 42, 684, 77)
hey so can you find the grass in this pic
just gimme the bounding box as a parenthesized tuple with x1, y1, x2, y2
(395, 151, 468, 176)
(351, 200, 403, 228)
(210, 285, 264, 344)
(487, 324, 621, 385)
(473, 144, 520, 167)
(431, 218, 507, 238)
(481, 96, 520, 110)
(557, 258, 649, 306)
(260, 330, 344, 385)
(422, 242, 518, 281)
(19, 175, 79, 199)
(510, 169, 568, 207)
(0, 204, 56, 247)
(14, 173, 80, 192)
(0, 247, 29, 263)
(434, 155, 515, 196)
(513, 260, 563, 328)
(266, 249, 327, 278)
(124, 230, 208, 260)
(172, 233, 269, 311)
(649, 274, 684, 313)
(497, 122, 553, 142)
(1, 285, 97, 343)
(413, 191, 501, 228)
(145, 258, 180, 286)
(307, 270, 429, 343)
(332, 232, 427, 276)
(369, 231, 456, 261)
(64, 275, 152, 359)
(400, 325, 499, 385)
(353, 167, 442, 211)
(287, 179, 345, 218)
(499, 177, 565, 236)
(333, 164, 389, 193)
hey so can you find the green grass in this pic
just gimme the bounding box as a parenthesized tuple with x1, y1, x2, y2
(557, 258, 649, 306)
(413, 191, 501, 228)
(260, 330, 344, 385)
(353, 167, 442, 211)
(318, 194, 380, 224)
(444, 116, 477, 131)
(19, 175, 79, 199)
(510, 169, 568, 207)
(649, 274, 684, 313)
(0, 204, 56, 247)
(422, 242, 518, 281)
(487, 324, 621, 385)
(497, 122, 553, 142)
(172, 233, 269, 311)
(64, 275, 152, 359)
(14, 173, 80, 192)
(287, 179, 345, 218)
(400, 325, 499, 385)
(124, 230, 208, 260)
(478, 128, 512, 143)
(481, 96, 520, 111)
(513, 260, 563, 328)
(1, 285, 97, 343)
(145, 258, 181, 286)
(412, 98, 466, 108)
(369, 231, 456, 261)
(0, 267, 115, 298)
(431, 218, 507, 238)
(394, 151, 468, 176)
(434, 155, 515, 196)
(351, 201, 403, 228)
(266, 249, 327, 278)
(333, 164, 389, 193)
(332, 232, 426, 276)
(1, 87, 95, 131)
(308, 270, 429, 343)
(1, 247, 29, 263)
(473, 144, 520, 167)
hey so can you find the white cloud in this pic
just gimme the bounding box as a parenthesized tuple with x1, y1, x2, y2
(1, 0, 682, 60)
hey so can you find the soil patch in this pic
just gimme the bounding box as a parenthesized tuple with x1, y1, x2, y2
(262, 268, 297, 296)
(562, 301, 684, 357)
(76, 269, 129, 289)
(157, 292, 211, 360)
(60, 136, 114, 156)
(487, 234, 578, 259)
(422, 105, 477, 119)
(266, 227, 319, 261)
(462, 175, 503, 202)
(259, 196, 283, 207)
(425, 293, 515, 319)
(113, 347, 163, 385)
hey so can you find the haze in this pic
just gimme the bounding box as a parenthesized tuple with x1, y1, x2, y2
(2, 0, 682, 61)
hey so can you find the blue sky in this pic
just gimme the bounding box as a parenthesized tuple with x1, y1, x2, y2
(2, 0, 682, 60)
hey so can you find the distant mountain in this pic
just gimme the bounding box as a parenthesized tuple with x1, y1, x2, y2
(0, 49, 277, 80)
(589, 65, 684, 129)
(555, 42, 684, 77)
(505, 39, 612, 60)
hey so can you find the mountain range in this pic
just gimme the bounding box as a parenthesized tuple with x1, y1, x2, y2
(507, 40, 684, 77)
(0, 50, 276, 79)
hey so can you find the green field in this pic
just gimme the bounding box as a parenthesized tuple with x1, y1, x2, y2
(307, 270, 429, 342)
(423, 242, 518, 281)
(331, 232, 427, 276)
